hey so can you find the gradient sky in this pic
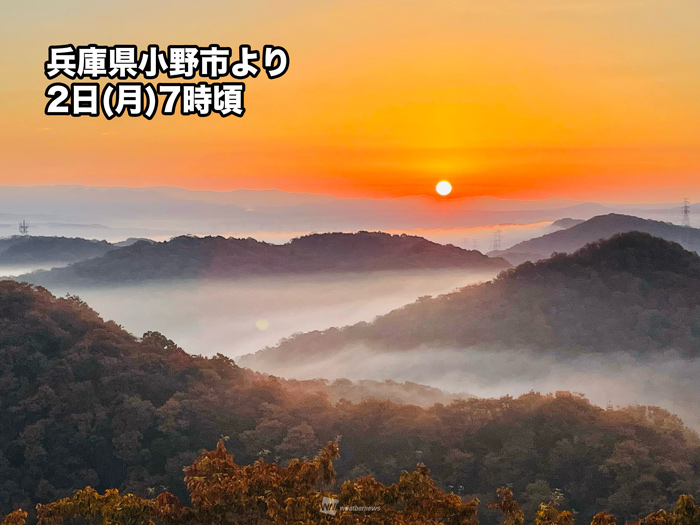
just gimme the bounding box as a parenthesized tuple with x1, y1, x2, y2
(1, 0, 700, 201)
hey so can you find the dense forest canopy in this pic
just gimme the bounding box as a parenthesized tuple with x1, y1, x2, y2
(252, 232, 700, 362)
(0, 279, 698, 524)
(18, 232, 509, 286)
(5, 441, 700, 525)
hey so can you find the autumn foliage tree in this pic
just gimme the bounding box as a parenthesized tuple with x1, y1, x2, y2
(25, 440, 479, 525)
(489, 487, 525, 525)
(535, 502, 575, 525)
(630, 495, 700, 525)
(1, 511, 28, 525)
(5, 448, 700, 525)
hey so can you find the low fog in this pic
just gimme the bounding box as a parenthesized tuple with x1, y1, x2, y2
(45, 269, 499, 357)
(242, 346, 700, 431)
(34, 263, 700, 433)
(0, 263, 68, 278)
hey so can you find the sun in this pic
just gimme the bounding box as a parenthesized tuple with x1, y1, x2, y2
(435, 180, 452, 196)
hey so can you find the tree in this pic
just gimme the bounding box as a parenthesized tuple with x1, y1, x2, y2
(591, 511, 617, 525)
(489, 487, 525, 525)
(1, 511, 27, 525)
(28, 440, 479, 525)
(7, 454, 700, 525)
(535, 503, 574, 525)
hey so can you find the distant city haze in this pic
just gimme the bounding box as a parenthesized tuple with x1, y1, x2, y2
(0, 185, 695, 249)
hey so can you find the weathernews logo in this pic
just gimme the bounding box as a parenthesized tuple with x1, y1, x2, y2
(319, 496, 381, 516)
(319, 496, 339, 516)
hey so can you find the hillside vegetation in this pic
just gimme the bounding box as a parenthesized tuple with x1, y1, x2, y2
(253, 232, 700, 362)
(5, 443, 700, 525)
(0, 280, 698, 523)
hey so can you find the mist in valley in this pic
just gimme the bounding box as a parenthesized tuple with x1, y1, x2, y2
(0, 263, 68, 278)
(17, 229, 700, 433)
(44, 269, 499, 358)
(242, 345, 700, 431)
(36, 264, 700, 432)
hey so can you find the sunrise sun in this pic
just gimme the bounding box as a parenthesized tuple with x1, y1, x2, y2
(435, 180, 452, 196)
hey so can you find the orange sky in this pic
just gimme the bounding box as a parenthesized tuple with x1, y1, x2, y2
(1, 0, 700, 201)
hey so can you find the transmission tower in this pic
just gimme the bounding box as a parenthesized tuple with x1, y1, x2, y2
(682, 198, 691, 227)
(491, 229, 502, 252)
(18, 220, 29, 236)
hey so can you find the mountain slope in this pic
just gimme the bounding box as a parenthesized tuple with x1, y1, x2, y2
(490, 214, 700, 265)
(247, 232, 700, 363)
(0, 236, 115, 267)
(1, 280, 698, 522)
(549, 218, 585, 230)
(18, 231, 510, 286)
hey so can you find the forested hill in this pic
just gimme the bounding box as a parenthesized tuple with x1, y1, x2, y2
(0, 236, 115, 267)
(1, 279, 699, 523)
(250, 232, 700, 362)
(490, 213, 700, 265)
(18, 231, 509, 286)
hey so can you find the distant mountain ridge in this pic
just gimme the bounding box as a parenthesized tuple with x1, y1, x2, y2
(245, 232, 700, 365)
(1, 185, 693, 243)
(0, 236, 115, 267)
(549, 218, 585, 230)
(490, 213, 700, 265)
(18, 231, 510, 286)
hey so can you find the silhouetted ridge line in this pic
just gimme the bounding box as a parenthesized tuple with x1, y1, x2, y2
(17, 231, 510, 286)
